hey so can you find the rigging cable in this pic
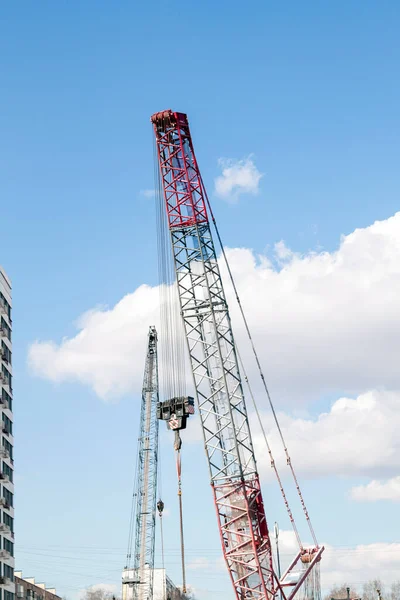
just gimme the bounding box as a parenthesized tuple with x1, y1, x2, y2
(157, 499, 166, 599)
(154, 127, 186, 404)
(236, 346, 302, 550)
(154, 122, 189, 594)
(200, 175, 318, 547)
(175, 432, 187, 594)
(156, 407, 166, 594)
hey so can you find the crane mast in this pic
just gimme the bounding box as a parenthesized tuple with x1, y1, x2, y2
(125, 326, 159, 600)
(152, 110, 275, 600)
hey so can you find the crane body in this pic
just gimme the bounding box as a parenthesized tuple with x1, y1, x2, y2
(151, 110, 323, 600)
(124, 326, 159, 600)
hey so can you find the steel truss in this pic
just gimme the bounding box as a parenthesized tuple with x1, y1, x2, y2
(133, 326, 159, 600)
(152, 110, 322, 600)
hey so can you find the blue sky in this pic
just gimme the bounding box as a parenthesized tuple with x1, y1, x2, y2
(2, 1, 400, 599)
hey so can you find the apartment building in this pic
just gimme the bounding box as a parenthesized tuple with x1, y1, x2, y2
(0, 268, 13, 600)
(14, 574, 61, 600)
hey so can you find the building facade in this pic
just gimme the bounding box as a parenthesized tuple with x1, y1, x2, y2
(14, 574, 61, 600)
(0, 269, 13, 600)
(122, 567, 188, 600)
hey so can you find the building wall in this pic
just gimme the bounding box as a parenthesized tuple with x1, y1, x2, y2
(14, 576, 61, 600)
(154, 570, 186, 600)
(0, 269, 14, 600)
(122, 568, 187, 600)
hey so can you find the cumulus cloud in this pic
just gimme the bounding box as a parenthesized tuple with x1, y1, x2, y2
(214, 156, 263, 201)
(253, 390, 400, 480)
(276, 531, 400, 590)
(28, 285, 160, 400)
(29, 212, 400, 405)
(323, 543, 400, 589)
(223, 212, 400, 401)
(351, 476, 400, 503)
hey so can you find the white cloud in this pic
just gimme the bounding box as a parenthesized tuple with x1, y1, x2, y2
(253, 390, 400, 480)
(78, 583, 119, 600)
(351, 476, 400, 503)
(28, 285, 160, 400)
(272, 530, 400, 591)
(140, 189, 156, 198)
(214, 156, 263, 201)
(29, 212, 400, 407)
(323, 543, 400, 589)
(223, 212, 400, 401)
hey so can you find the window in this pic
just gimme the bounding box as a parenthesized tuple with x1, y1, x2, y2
(1, 343, 11, 366)
(4, 590, 14, 600)
(0, 293, 11, 321)
(3, 564, 13, 581)
(2, 414, 12, 436)
(3, 487, 13, 508)
(2, 463, 13, 484)
(2, 439, 13, 462)
(2, 389, 12, 412)
(1, 366, 11, 390)
(3, 512, 13, 533)
(3, 537, 13, 556)
(0, 319, 10, 342)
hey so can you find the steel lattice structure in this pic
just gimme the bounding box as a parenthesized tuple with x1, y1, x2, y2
(132, 326, 159, 600)
(151, 110, 323, 600)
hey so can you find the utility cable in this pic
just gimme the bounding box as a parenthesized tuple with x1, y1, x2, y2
(201, 176, 318, 547)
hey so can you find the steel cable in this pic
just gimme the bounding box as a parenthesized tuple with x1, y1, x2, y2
(153, 114, 190, 596)
(176, 448, 187, 594)
(200, 174, 318, 548)
(236, 346, 302, 550)
(154, 121, 187, 403)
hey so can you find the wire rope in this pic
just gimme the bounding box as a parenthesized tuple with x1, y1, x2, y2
(200, 174, 318, 547)
(154, 126, 187, 404)
(176, 447, 187, 594)
(154, 115, 190, 597)
(236, 346, 302, 550)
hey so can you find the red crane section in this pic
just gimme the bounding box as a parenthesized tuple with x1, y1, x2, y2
(151, 109, 323, 600)
(152, 110, 208, 228)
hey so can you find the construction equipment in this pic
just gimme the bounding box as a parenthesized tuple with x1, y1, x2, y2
(157, 395, 195, 594)
(124, 326, 159, 600)
(151, 110, 324, 600)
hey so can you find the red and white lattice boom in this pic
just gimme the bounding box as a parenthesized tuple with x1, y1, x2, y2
(151, 110, 323, 600)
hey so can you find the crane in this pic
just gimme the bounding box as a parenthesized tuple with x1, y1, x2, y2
(124, 326, 159, 600)
(151, 110, 324, 600)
